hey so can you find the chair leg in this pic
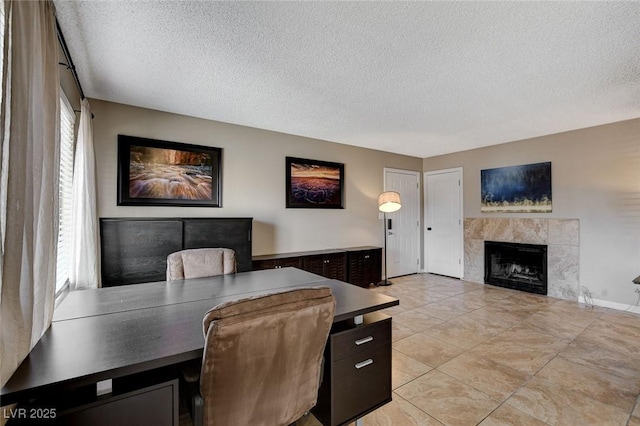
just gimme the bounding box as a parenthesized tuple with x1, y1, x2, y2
(192, 391, 204, 426)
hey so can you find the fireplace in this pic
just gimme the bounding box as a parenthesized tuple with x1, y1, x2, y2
(484, 241, 548, 295)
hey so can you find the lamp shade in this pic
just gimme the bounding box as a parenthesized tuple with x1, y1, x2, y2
(378, 191, 401, 213)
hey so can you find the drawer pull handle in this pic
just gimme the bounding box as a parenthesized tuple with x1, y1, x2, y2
(355, 359, 374, 369)
(355, 336, 373, 346)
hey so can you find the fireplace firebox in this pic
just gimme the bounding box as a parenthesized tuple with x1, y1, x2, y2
(484, 241, 547, 295)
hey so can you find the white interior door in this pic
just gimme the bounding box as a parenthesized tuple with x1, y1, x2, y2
(384, 169, 420, 278)
(425, 168, 463, 278)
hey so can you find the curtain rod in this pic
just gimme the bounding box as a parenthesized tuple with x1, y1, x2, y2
(56, 18, 85, 100)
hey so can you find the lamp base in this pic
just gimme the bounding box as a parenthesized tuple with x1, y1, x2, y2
(377, 279, 393, 287)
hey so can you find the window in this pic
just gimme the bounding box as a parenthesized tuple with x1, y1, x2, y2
(56, 92, 75, 295)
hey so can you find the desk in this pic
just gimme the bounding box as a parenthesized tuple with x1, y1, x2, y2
(2, 268, 398, 425)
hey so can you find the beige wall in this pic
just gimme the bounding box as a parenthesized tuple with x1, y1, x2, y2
(423, 119, 640, 307)
(90, 99, 422, 256)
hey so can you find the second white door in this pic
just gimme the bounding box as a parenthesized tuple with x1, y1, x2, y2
(425, 168, 463, 278)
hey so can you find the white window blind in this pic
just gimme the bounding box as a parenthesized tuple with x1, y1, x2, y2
(56, 92, 75, 294)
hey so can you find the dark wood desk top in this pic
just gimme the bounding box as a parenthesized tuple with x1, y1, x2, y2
(54, 267, 327, 321)
(2, 269, 398, 404)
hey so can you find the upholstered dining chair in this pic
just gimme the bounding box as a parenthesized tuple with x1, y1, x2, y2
(166, 248, 236, 281)
(191, 287, 336, 426)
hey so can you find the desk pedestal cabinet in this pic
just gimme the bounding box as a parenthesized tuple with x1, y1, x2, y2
(58, 379, 178, 426)
(9, 371, 179, 425)
(312, 312, 392, 426)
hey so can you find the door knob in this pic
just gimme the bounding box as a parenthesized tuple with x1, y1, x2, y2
(427, 227, 432, 231)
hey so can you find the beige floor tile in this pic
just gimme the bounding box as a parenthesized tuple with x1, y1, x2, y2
(412, 302, 470, 321)
(360, 274, 640, 426)
(361, 393, 444, 425)
(575, 328, 640, 360)
(396, 370, 501, 426)
(478, 404, 550, 426)
(469, 286, 516, 301)
(468, 338, 557, 375)
(375, 285, 415, 297)
(506, 377, 629, 425)
(392, 349, 432, 389)
(559, 338, 640, 381)
(398, 294, 434, 310)
(597, 309, 640, 329)
(435, 295, 487, 311)
(536, 357, 640, 411)
(393, 309, 444, 332)
(586, 319, 640, 348)
(504, 292, 558, 307)
(403, 289, 451, 304)
(531, 306, 599, 328)
(492, 327, 570, 353)
(422, 316, 504, 349)
(461, 281, 486, 291)
(468, 305, 530, 325)
(517, 313, 587, 339)
(494, 298, 543, 315)
(392, 320, 416, 342)
(420, 284, 469, 297)
(393, 281, 434, 291)
(394, 333, 465, 367)
(439, 352, 530, 400)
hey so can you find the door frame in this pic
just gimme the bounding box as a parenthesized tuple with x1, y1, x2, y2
(383, 167, 421, 275)
(424, 167, 464, 278)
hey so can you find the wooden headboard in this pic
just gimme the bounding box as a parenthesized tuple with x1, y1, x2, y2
(100, 217, 253, 286)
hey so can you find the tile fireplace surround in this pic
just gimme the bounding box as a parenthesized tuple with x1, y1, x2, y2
(464, 218, 579, 301)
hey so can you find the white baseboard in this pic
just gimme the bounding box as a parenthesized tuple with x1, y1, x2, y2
(578, 296, 640, 314)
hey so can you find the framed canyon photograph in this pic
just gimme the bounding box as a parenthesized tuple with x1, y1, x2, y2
(285, 156, 344, 209)
(481, 161, 552, 213)
(117, 135, 222, 207)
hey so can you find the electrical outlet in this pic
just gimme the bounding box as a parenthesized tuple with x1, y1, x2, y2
(635, 288, 640, 294)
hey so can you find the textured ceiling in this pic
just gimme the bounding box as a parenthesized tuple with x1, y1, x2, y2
(54, 1, 640, 158)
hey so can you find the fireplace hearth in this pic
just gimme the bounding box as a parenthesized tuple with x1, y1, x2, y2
(484, 241, 548, 295)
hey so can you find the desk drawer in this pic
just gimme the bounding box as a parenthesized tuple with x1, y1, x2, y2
(332, 344, 392, 425)
(331, 316, 390, 361)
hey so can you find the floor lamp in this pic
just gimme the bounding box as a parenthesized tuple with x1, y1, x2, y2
(377, 191, 401, 286)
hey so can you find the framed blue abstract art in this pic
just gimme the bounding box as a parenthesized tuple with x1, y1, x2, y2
(481, 162, 552, 213)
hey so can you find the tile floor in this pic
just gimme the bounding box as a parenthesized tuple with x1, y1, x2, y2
(304, 273, 640, 426)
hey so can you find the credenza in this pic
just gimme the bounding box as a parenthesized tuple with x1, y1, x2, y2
(252, 246, 382, 288)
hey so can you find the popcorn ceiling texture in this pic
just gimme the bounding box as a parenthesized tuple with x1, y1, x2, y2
(53, 1, 640, 158)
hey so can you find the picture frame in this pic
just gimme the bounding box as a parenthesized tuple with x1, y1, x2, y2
(481, 161, 552, 213)
(285, 156, 344, 209)
(117, 135, 222, 207)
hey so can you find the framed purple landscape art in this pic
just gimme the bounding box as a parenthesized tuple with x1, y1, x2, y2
(285, 157, 344, 209)
(117, 135, 222, 207)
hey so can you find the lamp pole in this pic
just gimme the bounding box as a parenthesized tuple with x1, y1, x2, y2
(377, 191, 401, 286)
(379, 211, 392, 286)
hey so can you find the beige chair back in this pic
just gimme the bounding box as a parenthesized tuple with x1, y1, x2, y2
(199, 287, 335, 426)
(166, 248, 236, 280)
